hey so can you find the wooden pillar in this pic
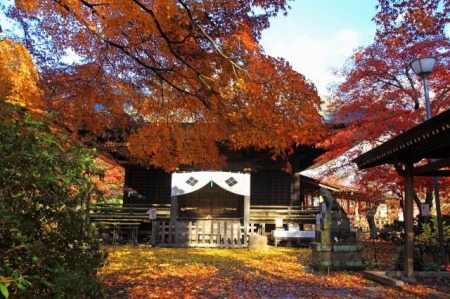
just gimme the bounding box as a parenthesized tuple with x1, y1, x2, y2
(243, 222, 248, 245)
(170, 196, 178, 224)
(404, 162, 415, 278)
(151, 221, 159, 245)
(244, 195, 250, 228)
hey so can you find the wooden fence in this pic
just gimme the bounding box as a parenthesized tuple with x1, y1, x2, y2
(89, 203, 318, 245)
(150, 221, 265, 247)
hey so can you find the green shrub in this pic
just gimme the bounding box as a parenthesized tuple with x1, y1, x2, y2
(423, 262, 440, 271)
(415, 215, 450, 265)
(0, 102, 107, 298)
(379, 220, 405, 244)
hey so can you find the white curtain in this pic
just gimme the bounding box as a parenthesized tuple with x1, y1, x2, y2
(171, 171, 250, 197)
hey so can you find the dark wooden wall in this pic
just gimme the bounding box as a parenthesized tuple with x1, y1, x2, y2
(122, 146, 323, 209)
(124, 168, 171, 205)
(250, 171, 292, 205)
(123, 168, 296, 207)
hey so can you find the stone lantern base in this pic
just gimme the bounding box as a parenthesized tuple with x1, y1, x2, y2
(310, 243, 364, 271)
(310, 210, 364, 271)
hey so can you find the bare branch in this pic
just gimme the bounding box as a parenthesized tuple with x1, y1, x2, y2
(177, 0, 248, 74)
(405, 67, 420, 110)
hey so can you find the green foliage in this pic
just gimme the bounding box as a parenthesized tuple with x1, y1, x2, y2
(0, 102, 107, 298)
(415, 216, 450, 264)
(386, 216, 450, 270)
(415, 216, 450, 247)
(423, 262, 440, 271)
(379, 220, 405, 245)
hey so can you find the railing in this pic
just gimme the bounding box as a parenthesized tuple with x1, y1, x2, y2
(89, 203, 171, 224)
(89, 204, 319, 225)
(249, 205, 319, 224)
(150, 221, 264, 248)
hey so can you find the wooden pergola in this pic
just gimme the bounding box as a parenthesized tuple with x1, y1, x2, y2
(353, 108, 450, 277)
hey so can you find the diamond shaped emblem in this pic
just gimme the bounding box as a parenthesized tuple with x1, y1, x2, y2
(186, 177, 198, 186)
(225, 177, 238, 187)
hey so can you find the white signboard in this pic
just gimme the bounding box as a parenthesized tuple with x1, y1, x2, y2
(171, 171, 250, 196)
(275, 218, 283, 228)
(421, 204, 430, 217)
(379, 204, 388, 217)
(148, 208, 157, 220)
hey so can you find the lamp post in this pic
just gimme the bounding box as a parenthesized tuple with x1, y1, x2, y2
(409, 56, 437, 119)
(409, 56, 446, 268)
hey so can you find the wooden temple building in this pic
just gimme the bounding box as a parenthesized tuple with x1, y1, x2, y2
(88, 142, 375, 246)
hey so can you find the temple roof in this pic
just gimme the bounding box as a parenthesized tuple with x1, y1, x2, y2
(353, 109, 450, 177)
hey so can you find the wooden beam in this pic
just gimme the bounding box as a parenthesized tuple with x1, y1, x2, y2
(412, 157, 450, 176)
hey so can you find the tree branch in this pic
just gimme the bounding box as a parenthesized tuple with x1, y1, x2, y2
(54, 0, 213, 109)
(177, 0, 248, 74)
(405, 67, 420, 110)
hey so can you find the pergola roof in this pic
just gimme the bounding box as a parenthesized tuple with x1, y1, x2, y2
(353, 109, 450, 177)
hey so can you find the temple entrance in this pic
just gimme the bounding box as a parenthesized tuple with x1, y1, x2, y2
(178, 184, 243, 219)
(171, 171, 250, 223)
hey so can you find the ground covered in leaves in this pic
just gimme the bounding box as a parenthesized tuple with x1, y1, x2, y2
(98, 240, 449, 298)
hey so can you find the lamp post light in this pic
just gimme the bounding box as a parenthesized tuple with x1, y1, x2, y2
(409, 56, 446, 268)
(410, 56, 437, 119)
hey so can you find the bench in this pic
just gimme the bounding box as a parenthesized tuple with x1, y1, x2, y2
(271, 230, 316, 247)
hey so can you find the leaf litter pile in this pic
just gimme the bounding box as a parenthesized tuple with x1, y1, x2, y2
(98, 240, 449, 298)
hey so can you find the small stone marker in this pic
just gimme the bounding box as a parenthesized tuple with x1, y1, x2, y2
(248, 235, 269, 251)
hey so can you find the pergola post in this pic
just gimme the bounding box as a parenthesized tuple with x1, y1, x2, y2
(404, 161, 415, 278)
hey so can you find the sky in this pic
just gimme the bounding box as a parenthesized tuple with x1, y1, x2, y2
(260, 0, 378, 97)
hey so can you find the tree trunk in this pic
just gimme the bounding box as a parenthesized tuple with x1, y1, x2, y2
(414, 191, 433, 231)
(367, 202, 380, 239)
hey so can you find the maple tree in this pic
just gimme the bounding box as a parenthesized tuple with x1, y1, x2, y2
(0, 38, 43, 109)
(4, 0, 325, 171)
(94, 157, 125, 204)
(317, 0, 450, 208)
